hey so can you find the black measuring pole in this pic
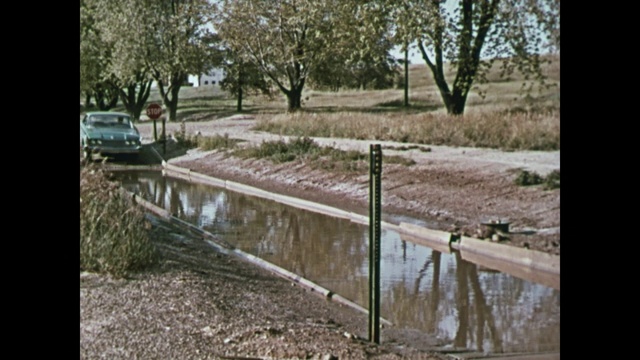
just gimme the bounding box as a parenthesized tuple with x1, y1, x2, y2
(162, 117, 167, 155)
(153, 120, 158, 142)
(369, 144, 382, 344)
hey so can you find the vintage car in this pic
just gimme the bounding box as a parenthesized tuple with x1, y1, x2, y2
(80, 111, 142, 161)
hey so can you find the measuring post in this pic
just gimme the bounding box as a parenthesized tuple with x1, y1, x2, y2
(162, 117, 166, 155)
(369, 144, 382, 344)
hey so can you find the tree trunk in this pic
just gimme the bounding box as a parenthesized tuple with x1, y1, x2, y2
(404, 44, 409, 107)
(268, 68, 305, 111)
(119, 79, 152, 121)
(106, 91, 118, 109)
(285, 84, 303, 111)
(94, 85, 118, 111)
(237, 67, 243, 112)
(96, 82, 120, 110)
(454, 252, 469, 348)
(167, 89, 179, 122)
(441, 91, 468, 116)
(157, 72, 183, 122)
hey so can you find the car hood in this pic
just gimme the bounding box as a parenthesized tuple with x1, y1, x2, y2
(84, 127, 140, 140)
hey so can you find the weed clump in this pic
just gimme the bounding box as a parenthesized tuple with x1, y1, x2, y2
(543, 169, 560, 189)
(80, 165, 158, 278)
(198, 133, 240, 151)
(233, 136, 322, 163)
(514, 169, 560, 189)
(233, 136, 415, 172)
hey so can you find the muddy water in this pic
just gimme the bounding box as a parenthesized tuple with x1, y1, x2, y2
(115, 170, 560, 355)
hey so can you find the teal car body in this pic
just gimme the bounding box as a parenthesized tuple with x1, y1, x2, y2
(80, 111, 142, 161)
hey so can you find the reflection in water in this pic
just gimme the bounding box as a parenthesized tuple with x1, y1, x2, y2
(116, 170, 560, 354)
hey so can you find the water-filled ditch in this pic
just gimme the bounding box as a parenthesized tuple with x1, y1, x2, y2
(114, 169, 560, 355)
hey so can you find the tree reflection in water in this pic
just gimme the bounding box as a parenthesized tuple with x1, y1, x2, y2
(453, 252, 503, 353)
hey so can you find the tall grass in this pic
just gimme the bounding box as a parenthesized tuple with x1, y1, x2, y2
(253, 108, 560, 151)
(80, 165, 158, 278)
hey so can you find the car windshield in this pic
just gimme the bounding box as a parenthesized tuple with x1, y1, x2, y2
(88, 115, 133, 128)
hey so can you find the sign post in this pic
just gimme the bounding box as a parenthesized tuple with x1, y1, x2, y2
(369, 144, 382, 344)
(146, 103, 163, 142)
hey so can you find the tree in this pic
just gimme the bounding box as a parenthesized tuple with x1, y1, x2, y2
(309, 46, 398, 91)
(214, 0, 392, 111)
(94, 0, 154, 120)
(144, 0, 218, 121)
(219, 54, 272, 112)
(81, 0, 119, 110)
(82, 0, 151, 118)
(388, 0, 560, 115)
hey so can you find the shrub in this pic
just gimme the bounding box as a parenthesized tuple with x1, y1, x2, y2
(513, 170, 544, 186)
(514, 169, 560, 189)
(174, 121, 199, 148)
(543, 169, 560, 189)
(232, 137, 415, 172)
(80, 165, 158, 278)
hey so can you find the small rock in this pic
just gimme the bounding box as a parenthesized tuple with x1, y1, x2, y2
(201, 326, 214, 337)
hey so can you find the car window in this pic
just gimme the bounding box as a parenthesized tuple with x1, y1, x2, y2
(89, 115, 132, 128)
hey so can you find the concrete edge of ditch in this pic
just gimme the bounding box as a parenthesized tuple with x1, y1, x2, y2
(162, 162, 559, 279)
(127, 188, 393, 326)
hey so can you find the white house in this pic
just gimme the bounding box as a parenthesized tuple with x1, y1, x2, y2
(198, 68, 225, 87)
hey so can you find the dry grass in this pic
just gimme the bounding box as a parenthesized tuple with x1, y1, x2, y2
(254, 107, 559, 151)
(80, 164, 158, 278)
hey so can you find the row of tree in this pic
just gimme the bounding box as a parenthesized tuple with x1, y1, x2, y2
(80, 0, 559, 120)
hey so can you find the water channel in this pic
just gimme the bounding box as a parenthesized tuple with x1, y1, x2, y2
(114, 170, 560, 355)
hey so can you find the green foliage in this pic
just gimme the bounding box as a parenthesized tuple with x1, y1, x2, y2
(172, 123, 241, 151)
(82, 0, 219, 121)
(514, 169, 560, 189)
(232, 136, 415, 172)
(214, 0, 394, 110)
(386, 0, 560, 114)
(233, 137, 320, 163)
(543, 169, 561, 190)
(80, 165, 158, 278)
(220, 59, 272, 99)
(514, 170, 543, 186)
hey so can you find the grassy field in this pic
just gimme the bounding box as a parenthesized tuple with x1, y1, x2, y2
(97, 54, 560, 151)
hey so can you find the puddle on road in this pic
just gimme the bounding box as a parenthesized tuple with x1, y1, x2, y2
(114, 170, 560, 355)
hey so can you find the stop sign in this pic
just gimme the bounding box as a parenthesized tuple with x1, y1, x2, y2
(146, 103, 163, 120)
